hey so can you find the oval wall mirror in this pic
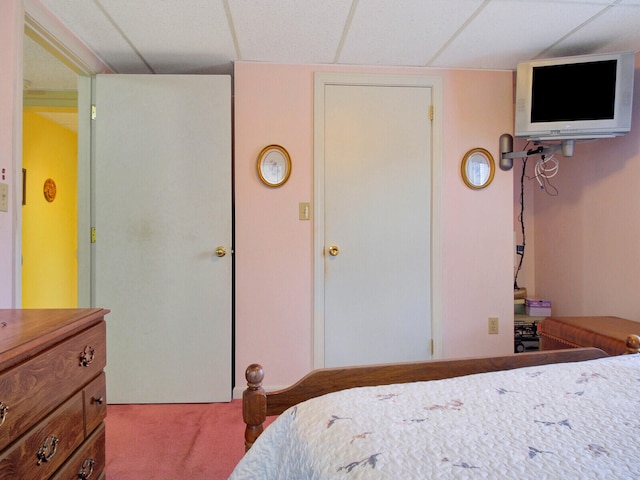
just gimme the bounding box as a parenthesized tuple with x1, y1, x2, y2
(461, 148, 495, 190)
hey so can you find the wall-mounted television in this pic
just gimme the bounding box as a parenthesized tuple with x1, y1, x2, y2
(515, 51, 635, 141)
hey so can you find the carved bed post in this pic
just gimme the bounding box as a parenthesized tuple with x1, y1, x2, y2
(243, 363, 267, 452)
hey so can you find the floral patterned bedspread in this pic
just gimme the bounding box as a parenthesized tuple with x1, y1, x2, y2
(230, 354, 640, 479)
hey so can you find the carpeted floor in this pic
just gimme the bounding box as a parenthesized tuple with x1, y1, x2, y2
(105, 400, 267, 479)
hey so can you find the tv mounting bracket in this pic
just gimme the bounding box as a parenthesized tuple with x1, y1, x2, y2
(499, 133, 574, 171)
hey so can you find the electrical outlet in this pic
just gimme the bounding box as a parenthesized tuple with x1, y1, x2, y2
(488, 317, 499, 334)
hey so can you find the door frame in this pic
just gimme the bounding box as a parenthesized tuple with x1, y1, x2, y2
(312, 72, 444, 368)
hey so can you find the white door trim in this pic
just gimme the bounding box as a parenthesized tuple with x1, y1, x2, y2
(313, 72, 444, 369)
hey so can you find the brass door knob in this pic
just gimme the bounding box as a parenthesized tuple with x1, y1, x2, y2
(328, 245, 339, 257)
(215, 246, 227, 257)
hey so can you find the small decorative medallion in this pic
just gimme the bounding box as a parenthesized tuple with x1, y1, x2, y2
(43, 178, 57, 202)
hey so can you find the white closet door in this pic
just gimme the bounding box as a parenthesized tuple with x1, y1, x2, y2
(93, 75, 232, 403)
(319, 78, 433, 368)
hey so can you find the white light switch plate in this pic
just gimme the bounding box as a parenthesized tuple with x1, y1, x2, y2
(0, 183, 8, 212)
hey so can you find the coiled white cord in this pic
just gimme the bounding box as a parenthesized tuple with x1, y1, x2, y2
(534, 154, 559, 189)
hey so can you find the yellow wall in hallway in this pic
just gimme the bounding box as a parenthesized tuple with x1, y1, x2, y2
(22, 110, 77, 307)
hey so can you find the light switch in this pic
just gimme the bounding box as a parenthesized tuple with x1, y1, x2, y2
(299, 202, 311, 221)
(0, 183, 8, 212)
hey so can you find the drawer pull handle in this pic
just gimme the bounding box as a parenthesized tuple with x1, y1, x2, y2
(93, 396, 104, 405)
(0, 402, 8, 427)
(78, 457, 95, 479)
(79, 346, 95, 367)
(36, 434, 59, 465)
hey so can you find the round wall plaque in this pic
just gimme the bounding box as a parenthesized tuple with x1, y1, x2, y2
(43, 178, 57, 202)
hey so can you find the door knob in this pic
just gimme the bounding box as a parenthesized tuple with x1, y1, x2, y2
(328, 245, 339, 257)
(215, 246, 227, 257)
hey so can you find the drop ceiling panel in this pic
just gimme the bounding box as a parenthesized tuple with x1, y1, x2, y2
(228, 0, 353, 64)
(339, 0, 486, 66)
(545, 3, 640, 57)
(41, 0, 152, 73)
(96, 0, 237, 73)
(434, 0, 611, 69)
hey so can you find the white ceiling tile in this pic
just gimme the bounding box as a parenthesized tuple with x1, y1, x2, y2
(545, 3, 640, 56)
(339, 0, 486, 66)
(433, 0, 610, 69)
(40, 0, 152, 73)
(97, 0, 237, 74)
(228, 0, 353, 64)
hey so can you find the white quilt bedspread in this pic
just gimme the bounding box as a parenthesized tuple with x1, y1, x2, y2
(230, 354, 640, 479)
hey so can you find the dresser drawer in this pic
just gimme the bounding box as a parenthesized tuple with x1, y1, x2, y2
(0, 392, 84, 479)
(84, 372, 107, 436)
(51, 423, 105, 480)
(0, 322, 106, 451)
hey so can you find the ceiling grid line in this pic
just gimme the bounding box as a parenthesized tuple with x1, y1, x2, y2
(424, 0, 493, 67)
(93, 0, 155, 73)
(223, 0, 242, 62)
(332, 0, 360, 64)
(534, 0, 623, 59)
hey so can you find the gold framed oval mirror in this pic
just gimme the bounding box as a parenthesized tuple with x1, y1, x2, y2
(461, 148, 495, 190)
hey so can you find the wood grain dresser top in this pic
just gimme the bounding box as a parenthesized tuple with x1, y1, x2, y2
(0, 309, 109, 370)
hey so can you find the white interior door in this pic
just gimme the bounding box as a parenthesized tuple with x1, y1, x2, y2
(93, 75, 232, 403)
(316, 75, 434, 368)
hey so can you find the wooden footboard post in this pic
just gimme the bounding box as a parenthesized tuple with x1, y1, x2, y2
(243, 364, 267, 452)
(626, 334, 640, 354)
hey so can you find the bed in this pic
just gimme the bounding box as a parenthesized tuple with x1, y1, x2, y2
(230, 335, 640, 479)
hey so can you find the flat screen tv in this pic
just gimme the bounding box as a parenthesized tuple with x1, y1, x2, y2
(515, 51, 635, 141)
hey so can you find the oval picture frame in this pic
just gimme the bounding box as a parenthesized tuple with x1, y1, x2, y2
(461, 148, 495, 190)
(257, 145, 292, 188)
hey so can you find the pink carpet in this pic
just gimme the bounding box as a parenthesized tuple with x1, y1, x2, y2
(105, 400, 271, 479)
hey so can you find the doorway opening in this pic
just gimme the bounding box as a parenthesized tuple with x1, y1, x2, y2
(22, 30, 79, 307)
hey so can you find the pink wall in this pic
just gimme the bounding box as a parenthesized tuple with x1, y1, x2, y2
(0, 0, 22, 307)
(533, 54, 640, 319)
(234, 62, 515, 390)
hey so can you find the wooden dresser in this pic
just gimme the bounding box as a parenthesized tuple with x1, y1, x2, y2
(539, 315, 640, 355)
(0, 309, 108, 479)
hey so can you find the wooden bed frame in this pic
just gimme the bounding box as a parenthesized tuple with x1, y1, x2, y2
(241, 335, 640, 451)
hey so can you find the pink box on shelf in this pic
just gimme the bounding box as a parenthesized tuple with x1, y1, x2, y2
(525, 298, 551, 317)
